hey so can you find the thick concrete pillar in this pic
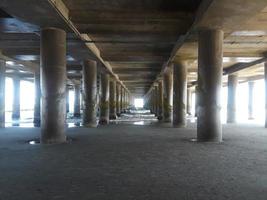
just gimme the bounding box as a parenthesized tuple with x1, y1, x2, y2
(0, 60, 5, 127)
(187, 88, 192, 115)
(116, 83, 121, 115)
(173, 61, 187, 127)
(74, 83, 81, 117)
(12, 76, 20, 120)
(163, 68, 173, 122)
(34, 72, 41, 127)
(99, 73, 110, 124)
(248, 81, 255, 120)
(40, 27, 66, 144)
(66, 86, 69, 113)
(227, 74, 238, 123)
(158, 80, 163, 120)
(197, 29, 223, 142)
(82, 60, 97, 127)
(110, 80, 117, 119)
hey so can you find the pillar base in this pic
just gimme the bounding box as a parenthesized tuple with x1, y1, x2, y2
(157, 116, 163, 120)
(83, 122, 98, 128)
(41, 136, 67, 144)
(99, 119, 109, 125)
(12, 114, 20, 120)
(73, 113, 81, 118)
(173, 123, 186, 128)
(33, 118, 41, 127)
(109, 115, 117, 120)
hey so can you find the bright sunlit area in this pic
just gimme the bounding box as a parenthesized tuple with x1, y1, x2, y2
(134, 98, 144, 108)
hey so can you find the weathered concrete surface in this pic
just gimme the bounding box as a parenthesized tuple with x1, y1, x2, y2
(82, 60, 98, 128)
(163, 68, 173, 123)
(0, 60, 5, 127)
(197, 29, 223, 142)
(40, 28, 66, 144)
(227, 74, 238, 123)
(265, 62, 267, 128)
(173, 61, 187, 128)
(99, 73, 110, 125)
(0, 122, 267, 200)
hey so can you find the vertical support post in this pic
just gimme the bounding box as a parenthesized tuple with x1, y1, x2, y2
(187, 88, 192, 115)
(158, 80, 163, 120)
(83, 60, 98, 127)
(0, 60, 5, 127)
(173, 61, 187, 127)
(116, 83, 121, 116)
(248, 81, 254, 120)
(227, 74, 238, 123)
(41, 27, 66, 144)
(154, 85, 159, 116)
(197, 29, 223, 142)
(99, 73, 110, 124)
(12, 76, 20, 120)
(74, 83, 81, 117)
(34, 71, 41, 127)
(163, 68, 173, 122)
(109, 79, 117, 119)
(265, 62, 267, 128)
(66, 86, 69, 113)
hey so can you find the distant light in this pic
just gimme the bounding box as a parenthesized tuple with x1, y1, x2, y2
(134, 98, 144, 108)
(29, 141, 36, 145)
(231, 31, 267, 36)
(223, 57, 231, 63)
(6, 61, 15, 66)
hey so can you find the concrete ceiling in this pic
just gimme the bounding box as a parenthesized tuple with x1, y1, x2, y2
(0, 0, 267, 96)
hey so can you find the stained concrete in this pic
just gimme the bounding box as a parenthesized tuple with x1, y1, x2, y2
(0, 121, 267, 200)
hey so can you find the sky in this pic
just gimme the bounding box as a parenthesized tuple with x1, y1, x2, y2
(4, 77, 266, 125)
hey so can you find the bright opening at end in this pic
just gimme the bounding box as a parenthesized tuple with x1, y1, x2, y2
(134, 98, 144, 108)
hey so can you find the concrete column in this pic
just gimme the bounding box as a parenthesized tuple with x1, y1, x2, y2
(265, 62, 267, 128)
(227, 74, 238, 123)
(99, 73, 110, 124)
(187, 88, 192, 115)
(173, 61, 187, 127)
(163, 68, 173, 122)
(248, 81, 255, 120)
(40, 27, 66, 144)
(109, 80, 117, 119)
(194, 86, 199, 117)
(74, 83, 81, 117)
(158, 80, 163, 120)
(154, 85, 159, 116)
(34, 72, 41, 127)
(12, 76, 20, 120)
(0, 60, 5, 127)
(197, 29, 223, 142)
(82, 60, 97, 127)
(66, 86, 69, 113)
(116, 83, 121, 115)
(120, 87, 124, 112)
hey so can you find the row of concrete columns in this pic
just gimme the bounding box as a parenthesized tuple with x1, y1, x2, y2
(1, 28, 132, 143)
(145, 29, 223, 142)
(38, 28, 131, 143)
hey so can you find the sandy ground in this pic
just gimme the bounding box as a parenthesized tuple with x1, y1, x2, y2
(0, 120, 267, 200)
